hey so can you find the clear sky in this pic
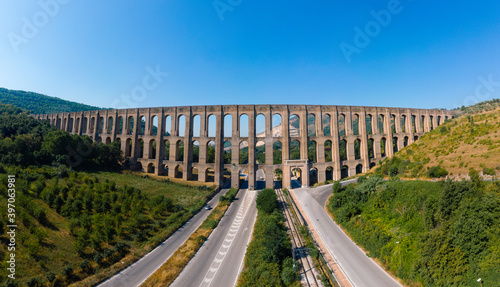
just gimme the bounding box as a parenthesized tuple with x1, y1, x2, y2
(1, 1, 499, 110)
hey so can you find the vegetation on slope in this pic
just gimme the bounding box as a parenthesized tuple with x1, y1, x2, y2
(238, 189, 298, 287)
(142, 188, 238, 286)
(375, 106, 500, 178)
(0, 103, 214, 286)
(327, 176, 500, 286)
(0, 87, 103, 114)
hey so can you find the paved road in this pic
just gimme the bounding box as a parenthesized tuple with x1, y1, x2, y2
(171, 188, 257, 287)
(98, 188, 230, 287)
(292, 184, 401, 287)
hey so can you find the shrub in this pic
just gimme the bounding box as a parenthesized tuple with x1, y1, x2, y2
(256, 189, 278, 213)
(427, 166, 448, 178)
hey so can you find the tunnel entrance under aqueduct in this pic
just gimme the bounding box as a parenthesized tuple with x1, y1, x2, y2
(35, 105, 458, 189)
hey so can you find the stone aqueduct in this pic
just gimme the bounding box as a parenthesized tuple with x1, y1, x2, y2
(35, 105, 457, 189)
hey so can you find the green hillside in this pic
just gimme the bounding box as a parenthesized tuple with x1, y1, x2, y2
(0, 87, 104, 114)
(374, 99, 500, 179)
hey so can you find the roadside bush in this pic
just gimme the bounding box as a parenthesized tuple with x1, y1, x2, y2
(256, 189, 278, 213)
(427, 166, 448, 178)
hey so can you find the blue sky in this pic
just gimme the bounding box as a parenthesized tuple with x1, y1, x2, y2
(1, 1, 499, 110)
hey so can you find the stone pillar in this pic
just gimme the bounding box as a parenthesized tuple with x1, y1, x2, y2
(264, 108, 274, 189)
(155, 110, 164, 175)
(184, 110, 193, 181)
(231, 110, 240, 189)
(214, 107, 223, 187)
(331, 109, 341, 180)
(282, 107, 291, 189)
(359, 109, 370, 172)
(248, 108, 256, 189)
(385, 111, 394, 158)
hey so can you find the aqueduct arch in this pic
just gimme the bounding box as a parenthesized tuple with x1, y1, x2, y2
(35, 104, 458, 189)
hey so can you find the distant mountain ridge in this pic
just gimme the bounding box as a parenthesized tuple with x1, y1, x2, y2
(0, 87, 104, 114)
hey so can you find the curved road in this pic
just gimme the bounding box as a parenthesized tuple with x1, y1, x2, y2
(291, 183, 402, 287)
(98, 188, 230, 287)
(171, 188, 257, 287)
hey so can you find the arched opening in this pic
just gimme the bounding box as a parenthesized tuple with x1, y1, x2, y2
(289, 114, 300, 137)
(308, 140, 317, 162)
(393, 137, 398, 153)
(274, 168, 283, 189)
(414, 136, 419, 142)
(107, 117, 113, 133)
(192, 141, 200, 163)
(356, 164, 363, 174)
(176, 140, 184, 162)
(341, 166, 349, 179)
(368, 138, 374, 159)
(437, 116, 441, 126)
(272, 114, 282, 137)
(127, 116, 134, 135)
(190, 167, 198, 181)
(165, 115, 172, 136)
(256, 141, 265, 164)
(391, 114, 396, 133)
(161, 164, 168, 176)
(147, 163, 155, 174)
(105, 137, 111, 145)
(82, 117, 88, 133)
(307, 114, 316, 137)
(401, 115, 406, 133)
(139, 116, 146, 135)
(239, 168, 247, 188)
(138, 139, 144, 158)
(98, 117, 104, 133)
(381, 137, 387, 157)
(239, 141, 248, 164)
(151, 116, 158, 136)
(117, 116, 123, 134)
(338, 113, 346, 136)
(326, 166, 333, 181)
(309, 168, 318, 186)
(97, 136, 102, 143)
(273, 141, 282, 164)
(411, 115, 416, 133)
(164, 140, 170, 160)
(224, 114, 233, 138)
(323, 114, 331, 136)
(192, 115, 201, 137)
(420, 115, 425, 131)
(340, 139, 347, 161)
(256, 168, 265, 190)
(324, 140, 332, 162)
(430, 116, 434, 130)
(354, 139, 361, 160)
(352, 114, 359, 136)
(256, 114, 266, 137)
(366, 114, 373, 135)
(115, 137, 121, 145)
(175, 166, 183, 178)
(136, 162, 143, 172)
(126, 139, 132, 157)
(207, 141, 215, 163)
(378, 114, 385, 134)
(205, 168, 215, 182)
(291, 167, 302, 188)
(370, 162, 376, 169)
(404, 136, 409, 147)
(178, 115, 186, 137)
(290, 140, 300, 160)
(90, 117, 95, 133)
(149, 140, 156, 159)
(223, 140, 231, 164)
(68, 118, 73, 132)
(208, 115, 216, 137)
(75, 118, 80, 133)
(239, 114, 249, 137)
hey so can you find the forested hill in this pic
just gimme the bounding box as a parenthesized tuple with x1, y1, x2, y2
(0, 87, 104, 114)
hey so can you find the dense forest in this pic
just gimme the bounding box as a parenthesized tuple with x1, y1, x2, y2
(0, 88, 103, 114)
(0, 103, 214, 286)
(328, 175, 500, 286)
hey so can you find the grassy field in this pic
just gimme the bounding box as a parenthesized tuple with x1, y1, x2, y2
(0, 168, 214, 287)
